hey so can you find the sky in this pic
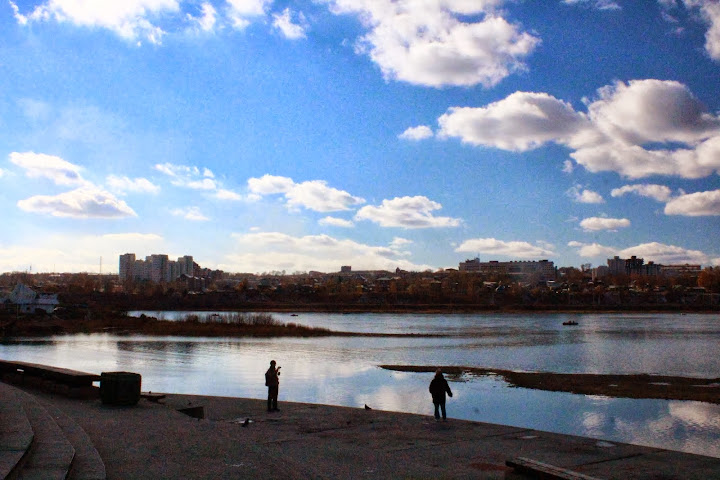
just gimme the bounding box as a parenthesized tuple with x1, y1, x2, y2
(1, 0, 720, 275)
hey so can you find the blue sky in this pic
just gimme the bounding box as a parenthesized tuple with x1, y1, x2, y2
(1, 0, 719, 274)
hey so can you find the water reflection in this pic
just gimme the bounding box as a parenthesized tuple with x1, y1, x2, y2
(2, 312, 720, 458)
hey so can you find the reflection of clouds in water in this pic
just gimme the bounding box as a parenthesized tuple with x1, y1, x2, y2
(602, 401, 720, 458)
(668, 402, 720, 429)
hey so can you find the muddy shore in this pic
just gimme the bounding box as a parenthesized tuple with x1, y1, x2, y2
(381, 365, 720, 405)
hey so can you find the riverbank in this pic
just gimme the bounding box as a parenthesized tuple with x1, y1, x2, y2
(381, 365, 720, 405)
(9, 382, 720, 479)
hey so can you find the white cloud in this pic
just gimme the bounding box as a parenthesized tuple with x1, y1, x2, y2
(319, 216, 355, 228)
(0, 233, 164, 273)
(223, 232, 432, 272)
(9, 1, 28, 25)
(562, 160, 574, 174)
(328, 0, 540, 88)
(355, 196, 461, 229)
(187, 2, 217, 33)
(285, 180, 365, 212)
(214, 188, 244, 201)
(10, 151, 85, 186)
(390, 237, 413, 248)
(438, 79, 720, 179)
(563, 0, 621, 10)
(272, 8, 307, 40)
(665, 1, 720, 61)
(455, 237, 555, 258)
(247, 174, 295, 194)
(17, 186, 137, 219)
(664, 189, 720, 216)
(399, 125, 433, 141)
(567, 241, 616, 258)
(569, 240, 711, 265)
(621, 242, 709, 265)
(227, 0, 270, 29)
(20, 0, 179, 45)
(611, 184, 673, 202)
(154, 162, 218, 190)
(438, 92, 593, 152)
(170, 206, 209, 221)
(567, 185, 604, 204)
(106, 175, 160, 195)
(248, 175, 365, 212)
(580, 217, 631, 232)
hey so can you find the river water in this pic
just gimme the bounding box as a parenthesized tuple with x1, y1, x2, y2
(2, 312, 719, 458)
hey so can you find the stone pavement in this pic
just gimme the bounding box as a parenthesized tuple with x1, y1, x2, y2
(6, 386, 718, 480)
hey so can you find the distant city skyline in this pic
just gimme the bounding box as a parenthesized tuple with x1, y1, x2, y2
(1, 1, 719, 274)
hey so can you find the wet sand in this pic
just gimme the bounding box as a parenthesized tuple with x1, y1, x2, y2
(381, 365, 720, 404)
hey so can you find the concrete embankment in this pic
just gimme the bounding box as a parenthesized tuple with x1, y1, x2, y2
(6, 385, 720, 479)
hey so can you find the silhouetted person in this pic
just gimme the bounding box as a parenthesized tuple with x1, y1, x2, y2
(429, 369, 452, 421)
(265, 360, 280, 412)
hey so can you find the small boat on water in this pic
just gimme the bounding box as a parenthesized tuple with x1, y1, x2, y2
(562, 320, 578, 326)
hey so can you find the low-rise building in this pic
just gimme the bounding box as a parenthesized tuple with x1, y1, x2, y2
(2, 284, 59, 314)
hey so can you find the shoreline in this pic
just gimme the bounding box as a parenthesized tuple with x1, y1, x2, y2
(381, 365, 720, 405)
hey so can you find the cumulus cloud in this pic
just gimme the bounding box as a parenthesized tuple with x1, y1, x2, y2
(580, 217, 630, 231)
(10, 151, 85, 186)
(272, 8, 307, 39)
(248, 175, 365, 212)
(567, 241, 616, 258)
(355, 196, 461, 229)
(622, 242, 709, 264)
(16, 0, 179, 45)
(569, 240, 711, 265)
(170, 206, 209, 221)
(399, 125, 434, 141)
(106, 175, 160, 195)
(319, 216, 355, 228)
(17, 186, 137, 218)
(455, 238, 555, 258)
(610, 184, 673, 202)
(285, 180, 365, 212)
(247, 174, 295, 194)
(227, 0, 271, 29)
(438, 79, 720, 179)
(438, 92, 593, 151)
(328, 0, 540, 88)
(223, 232, 432, 272)
(567, 185, 604, 204)
(664, 189, 720, 216)
(662, 1, 720, 61)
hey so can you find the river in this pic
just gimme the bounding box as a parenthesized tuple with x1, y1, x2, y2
(2, 312, 719, 458)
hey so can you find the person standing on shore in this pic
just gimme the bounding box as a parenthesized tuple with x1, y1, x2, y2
(429, 369, 452, 421)
(265, 360, 280, 412)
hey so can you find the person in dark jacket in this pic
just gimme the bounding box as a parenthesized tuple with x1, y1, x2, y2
(429, 369, 453, 421)
(265, 360, 280, 412)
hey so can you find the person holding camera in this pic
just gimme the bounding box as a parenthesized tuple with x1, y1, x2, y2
(265, 360, 281, 412)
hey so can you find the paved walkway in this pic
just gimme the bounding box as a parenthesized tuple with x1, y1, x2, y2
(20, 389, 720, 479)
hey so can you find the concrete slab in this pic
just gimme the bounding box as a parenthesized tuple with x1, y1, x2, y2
(10, 387, 720, 480)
